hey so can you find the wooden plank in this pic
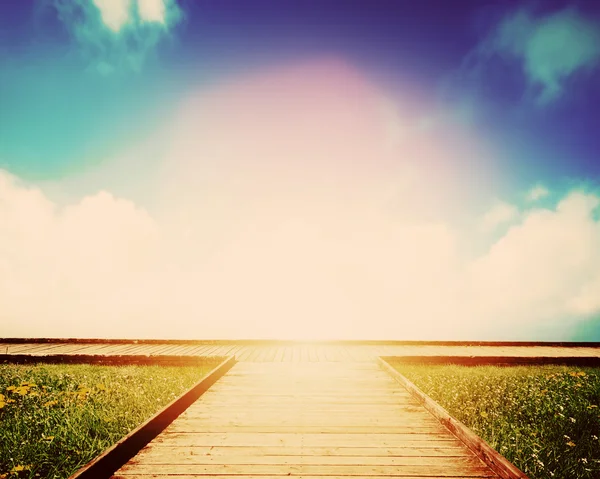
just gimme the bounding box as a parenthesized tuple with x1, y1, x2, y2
(66, 343, 116, 355)
(131, 445, 471, 457)
(130, 451, 485, 466)
(247, 347, 263, 362)
(162, 345, 195, 357)
(191, 345, 214, 356)
(208, 376, 395, 382)
(207, 378, 408, 386)
(236, 346, 253, 362)
(300, 344, 308, 362)
(274, 347, 285, 362)
(84, 344, 134, 355)
(291, 345, 300, 363)
(212, 345, 235, 356)
(283, 346, 293, 362)
(105, 344, 146, 355)
(172, 346, 198, 356)
(32, 343, 86, 355)
(264, 347, 278, 362)
(196, 397, 422, 405)
(215, 372, 394, 379)
(205, 384, 409, 391)
(197, 345, 219, 355)
(222, 369, 386, 376)
(205, 380, 410, 388)
(153, 345, 184, 356)
(180, 408, 435, 417)
(152, 432, 465, 447)
(115, 475, 494, 479)
(199, 385, 408, 402)
(166, 425, 447, 434)
(178, 417, 436, 425)
(114, 476, 493, 479)
(180, 345, 210, 356)
(116, 462, 496, 476)
(182, 406, 431, 415)
(11, 342, 66, 354)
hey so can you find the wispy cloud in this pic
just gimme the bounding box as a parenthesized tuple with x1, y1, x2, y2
(51, 0, 183, 75)
(458, 5, 600, 106)
(527, 184, 550, 202)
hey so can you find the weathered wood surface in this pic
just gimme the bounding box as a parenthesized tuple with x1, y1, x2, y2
(111, 361, 498, 478)
(1, 340, 599, 363)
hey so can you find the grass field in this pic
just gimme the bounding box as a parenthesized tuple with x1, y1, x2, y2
(390, 363, 600, 479)
(0, 360, 221, 479)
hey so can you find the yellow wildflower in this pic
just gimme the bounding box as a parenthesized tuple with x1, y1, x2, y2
(10, 465, 31, 473)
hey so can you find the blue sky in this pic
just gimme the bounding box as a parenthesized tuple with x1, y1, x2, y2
(1, 0, 600, 340)
(2, 0, 599, 182)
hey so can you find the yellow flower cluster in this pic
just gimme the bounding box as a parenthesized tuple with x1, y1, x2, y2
(0, 381, 109, 411)
(0, 394, 15, 409)
(0, 464, 32, 478)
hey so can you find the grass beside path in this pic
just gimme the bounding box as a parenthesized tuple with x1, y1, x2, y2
(390, 363, 600, 479)
(0, 360, 221, 479)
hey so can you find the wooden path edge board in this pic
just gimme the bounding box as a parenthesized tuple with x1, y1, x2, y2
(0, 353, 229, 366)
(68, 356, 236, 479)
(383, 355, 600, 367)
(378, 356, 529, 479)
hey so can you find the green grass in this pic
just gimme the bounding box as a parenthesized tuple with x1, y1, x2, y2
(390, 363, 600, 479)
(0, 360, 221, 479)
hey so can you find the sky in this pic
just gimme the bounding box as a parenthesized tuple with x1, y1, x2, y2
(1, 0, 600, 340)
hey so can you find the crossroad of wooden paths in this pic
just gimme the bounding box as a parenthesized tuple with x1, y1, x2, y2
(112, 361, 499, 478)
(1, 340, 599, 363)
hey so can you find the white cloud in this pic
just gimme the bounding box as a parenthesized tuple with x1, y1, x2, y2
(569, 274, 600, 315)
(90, 0, 169, 32)
(92, 0, 131, 32)
(480, 201, 519, 232)
(0, 170, 161, 338)
(52, 0, 183, 74)
(137, 0, 167, 24)
(7, 164, 600, 340)
(3, 179, 600, 340)
(527, 184, 549, 201)
(467, 191, 600, 330)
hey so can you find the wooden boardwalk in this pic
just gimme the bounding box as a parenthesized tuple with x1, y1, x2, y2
(112, 361, 498, 478)
(2, 340, 599, 363)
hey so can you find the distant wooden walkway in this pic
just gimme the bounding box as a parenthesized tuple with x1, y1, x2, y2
(2, 340, 599, 363)
(112, 361, 499, 478)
